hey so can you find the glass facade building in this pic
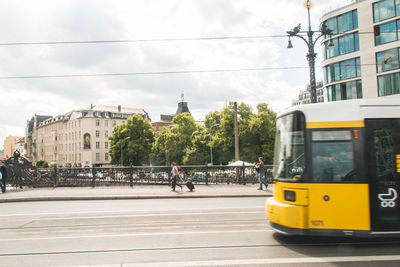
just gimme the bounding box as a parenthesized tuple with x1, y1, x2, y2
(320, 0, 400, 102)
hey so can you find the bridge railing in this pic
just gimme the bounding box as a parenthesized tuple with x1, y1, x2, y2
(7, 164, 274, 188)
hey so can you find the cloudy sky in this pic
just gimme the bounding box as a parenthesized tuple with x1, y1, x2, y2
(0, 0, 349, 149)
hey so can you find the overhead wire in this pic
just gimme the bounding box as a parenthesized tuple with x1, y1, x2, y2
(0, 35, 288, 46)
(0, 66, 310, 80)
(0, 31, 375, 46)
(0, 32, 378, 80)
(0, 64, 380, 80)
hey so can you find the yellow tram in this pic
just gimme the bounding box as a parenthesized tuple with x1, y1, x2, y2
(266, 98, 400, 237)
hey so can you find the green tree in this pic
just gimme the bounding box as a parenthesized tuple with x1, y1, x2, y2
(36, 160, 49, 168)
(151, 127, 169, 165)
(164, 113, 197, 164)
(183, 127, 210, 165)
(205, 102, 255, 164)
(109, 114, 155, 166)
(151, 101, 276, 166)
(204, 102, 276, 165)
(249, 103, 277, 164)
(237, 102, 256, 163)
(151, 112, 198, 165)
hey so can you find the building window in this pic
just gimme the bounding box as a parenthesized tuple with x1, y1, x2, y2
(323, 10, 358, 39)
(96, 120, 100, 126)
(338, 33, 355, 55)
(373, 0, 399, 23)
(338, 11, 354, 34)
(324, 32, 359, 59)
(327, 80, 362, 101)
(105, 142, 108, 149)
(375, 20, 397, 45)
(325, 17, 338, 35)
(96, 130, 100, 138)
(105, 120, 108, 127)
(378, 72, 400, 96)
(376, 47, 400, 72)
(105, 131, 108, 137)
(96, 153, 100, 161)
(112, 120, 116, 126)
(105, 153, 109, 161)
(324, 57, 361, 84)
(340, 58, 358, 80)
(96, 142, 100, 149)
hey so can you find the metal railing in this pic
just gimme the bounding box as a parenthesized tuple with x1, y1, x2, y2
(6, 164, 273, 188)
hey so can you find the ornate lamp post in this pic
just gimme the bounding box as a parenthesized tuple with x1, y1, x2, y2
(287, 0, 333, 103)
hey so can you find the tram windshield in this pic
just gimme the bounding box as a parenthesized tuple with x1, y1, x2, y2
(273, 112, 305, 180)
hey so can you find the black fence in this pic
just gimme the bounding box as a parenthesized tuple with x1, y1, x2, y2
(6, 164, 274, 188)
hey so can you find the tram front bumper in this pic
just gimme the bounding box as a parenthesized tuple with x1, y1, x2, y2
(266, 197, 308, 230)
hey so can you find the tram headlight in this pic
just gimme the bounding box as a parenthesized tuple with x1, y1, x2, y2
(284, 190, 296, 202)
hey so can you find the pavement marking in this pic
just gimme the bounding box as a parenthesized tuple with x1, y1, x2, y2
(0, 229, 273, 241)
(21, 211, 262, 222)
(0, 206, 264, 217)
(51, 255, 400, 267)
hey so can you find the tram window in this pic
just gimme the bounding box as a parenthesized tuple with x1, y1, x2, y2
(273, 112, 305, 180)
(312, 130, 354, 183)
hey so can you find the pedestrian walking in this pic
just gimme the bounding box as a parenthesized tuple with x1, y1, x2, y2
(171, 162, 182, 191)
(0, 161, 7, 193)
(255, 157, 268, 190)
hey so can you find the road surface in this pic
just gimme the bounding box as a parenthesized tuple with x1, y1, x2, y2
(1, 197, 400, 266)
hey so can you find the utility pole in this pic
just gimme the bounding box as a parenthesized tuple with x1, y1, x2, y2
(234, 101, 239, 161)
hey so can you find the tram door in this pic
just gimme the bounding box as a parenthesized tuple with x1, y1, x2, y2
(366, 119, 400, 232)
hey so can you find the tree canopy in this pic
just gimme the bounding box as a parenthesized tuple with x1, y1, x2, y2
(109, 114, 155, 166)
(204, 102, 276, 164)
(109, 102, 276, 166)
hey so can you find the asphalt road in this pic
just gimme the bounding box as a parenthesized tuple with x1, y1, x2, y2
(1, 197, 400, 266)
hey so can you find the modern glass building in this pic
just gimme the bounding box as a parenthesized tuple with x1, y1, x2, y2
(321, 0, 400, 101)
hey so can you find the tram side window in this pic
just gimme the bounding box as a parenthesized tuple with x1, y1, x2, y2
(273, 112, 305, 180)
(311, 130, 354, 183)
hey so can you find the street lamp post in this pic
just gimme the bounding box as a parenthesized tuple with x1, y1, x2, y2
(286, 0, 333, 103)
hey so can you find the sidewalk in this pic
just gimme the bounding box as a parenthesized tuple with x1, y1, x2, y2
(0, 184, 272, 203)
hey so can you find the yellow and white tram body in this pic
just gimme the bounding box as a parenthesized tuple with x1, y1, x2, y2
(266, 98, 400, 237)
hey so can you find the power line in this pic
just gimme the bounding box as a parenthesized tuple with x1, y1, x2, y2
(0, 66, 309, 80)
(0, 63, 379, 80)
(0, 31, 376, 46)
(0, 35, 288, 46)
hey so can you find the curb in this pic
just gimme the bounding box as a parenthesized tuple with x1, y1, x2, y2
(0, 193, 272, 203)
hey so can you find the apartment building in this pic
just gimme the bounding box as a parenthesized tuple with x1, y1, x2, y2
(27, 105, 150, 167)
(293, 81, 325, 105)
(3, 135, 23, 158)
(321, 0, 400, 101)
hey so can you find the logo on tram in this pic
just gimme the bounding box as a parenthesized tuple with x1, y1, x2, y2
(378, 188, 398, 208)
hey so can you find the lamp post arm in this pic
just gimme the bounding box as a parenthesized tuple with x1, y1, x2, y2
(287, 32, 309, 46)
(313, 32, 326, 47)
